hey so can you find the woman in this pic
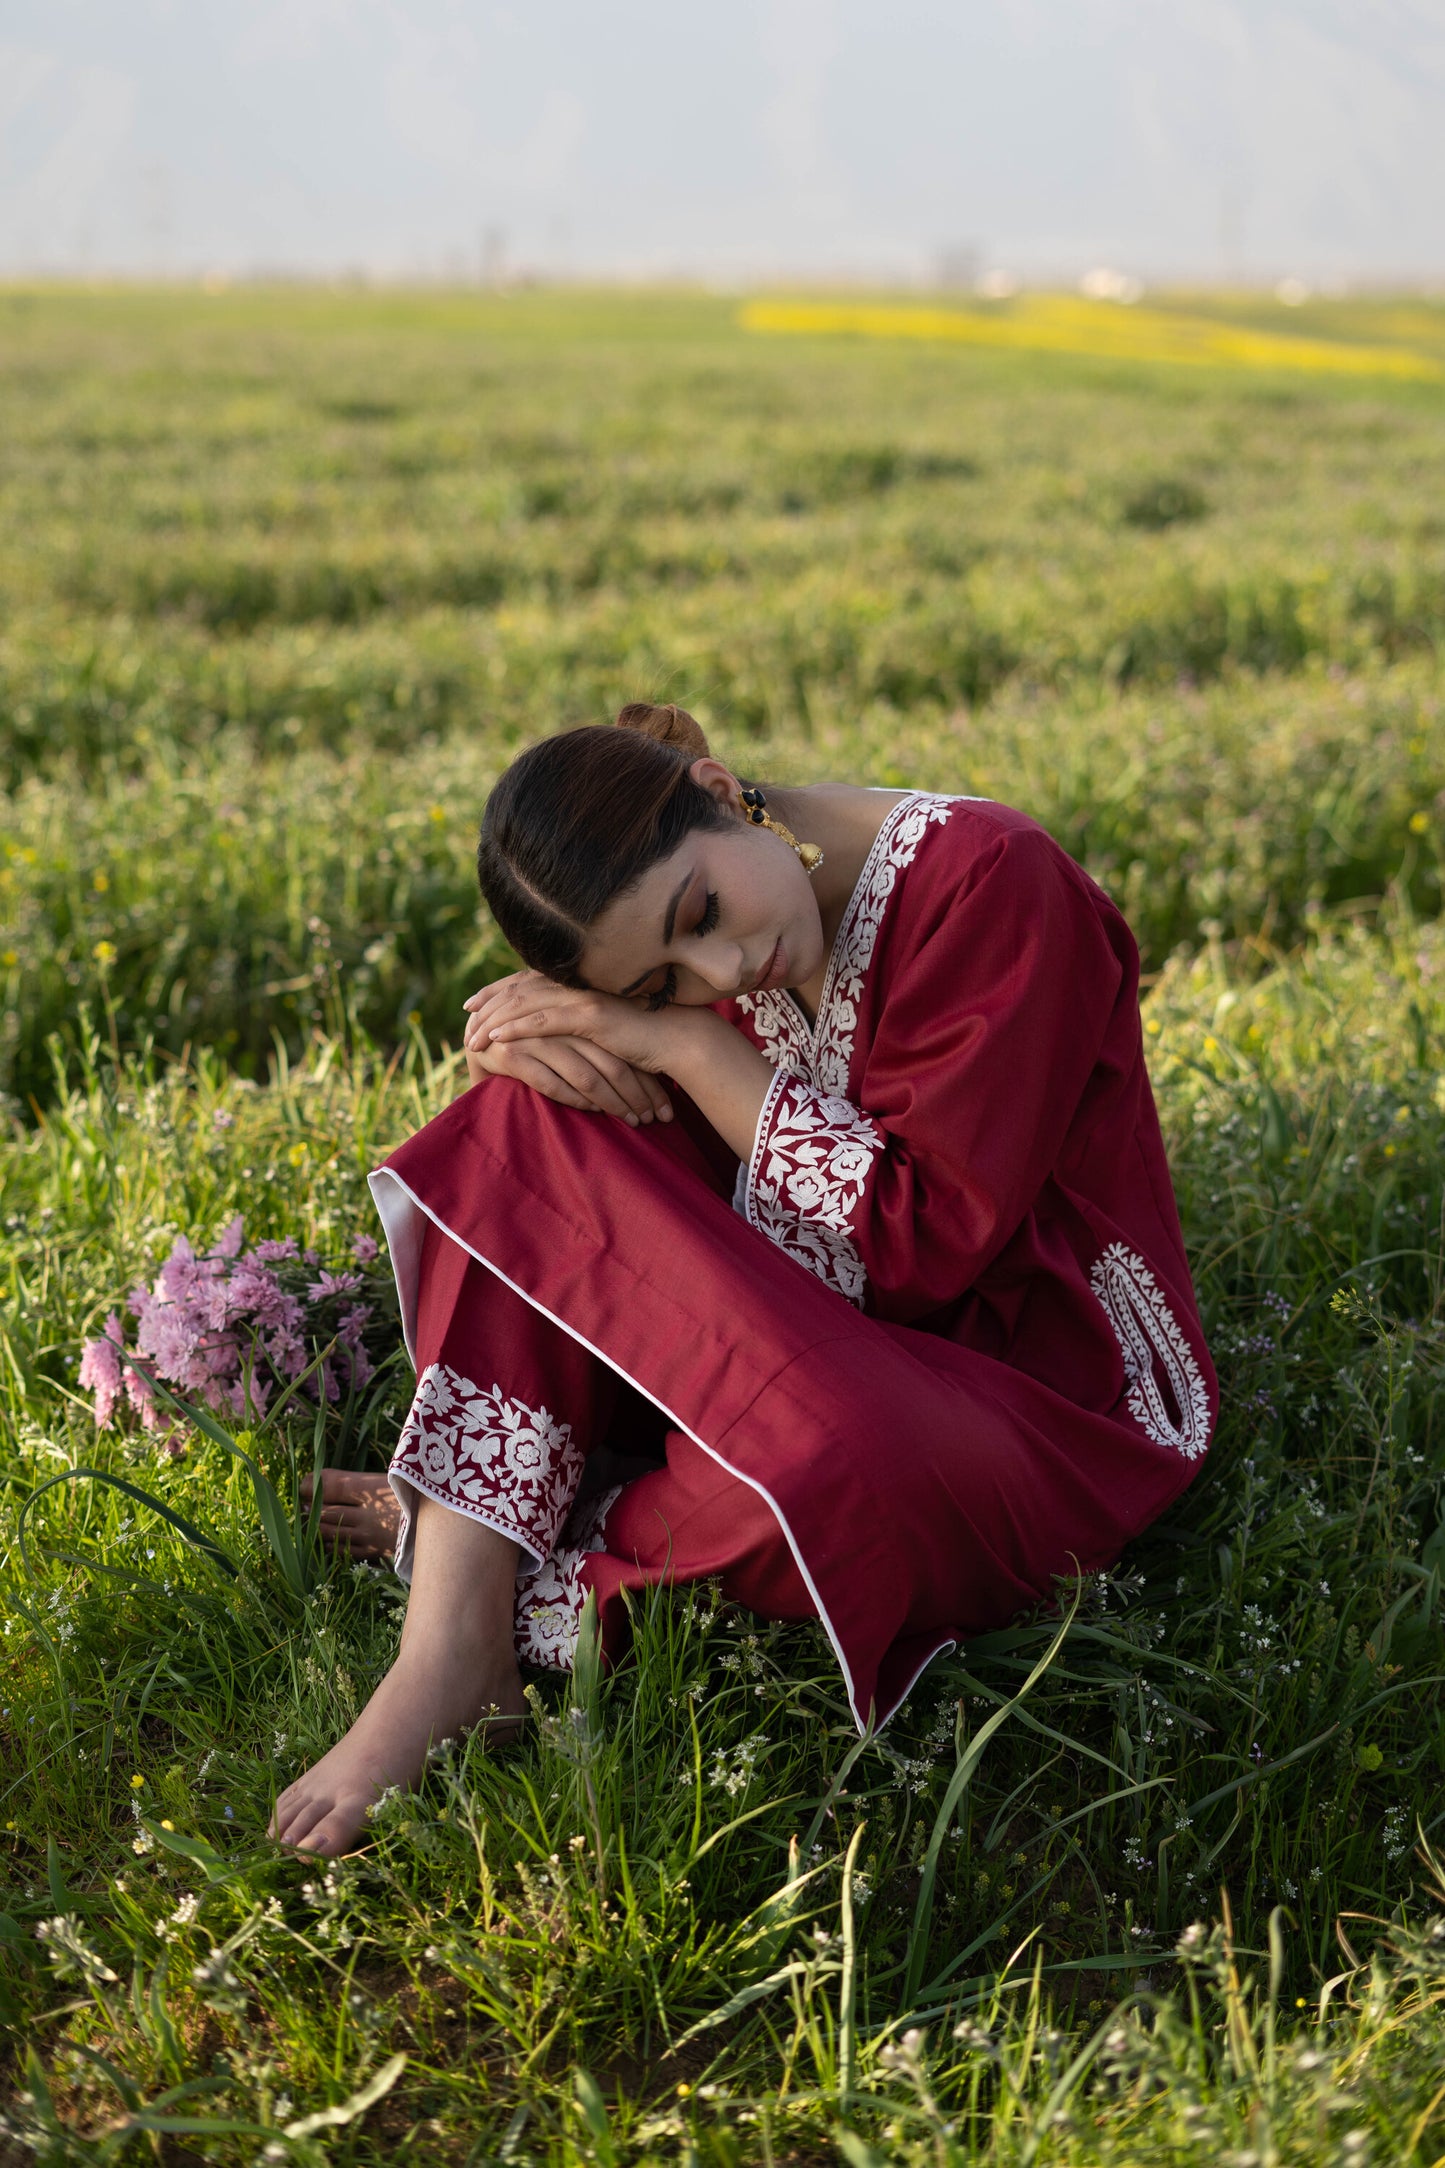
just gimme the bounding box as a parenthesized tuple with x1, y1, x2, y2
(271, 703, 1214, 1856)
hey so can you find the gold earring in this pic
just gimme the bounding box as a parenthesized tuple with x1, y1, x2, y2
(739, 787, 824, 874)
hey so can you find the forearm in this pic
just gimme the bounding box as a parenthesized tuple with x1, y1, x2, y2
(474, 978, 775, 1157)
(656, 1010, 774, 1162)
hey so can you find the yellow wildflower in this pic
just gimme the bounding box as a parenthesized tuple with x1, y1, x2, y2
(92, 869, 110, 892)
(739, 296, 1443, 382)
(1410, 811, 1430, 835)
(0, 950, 16, 968)
(288, 1141, 309, 1166)
(131, 1774, 145, 1789)
(92, 939, 117, 966)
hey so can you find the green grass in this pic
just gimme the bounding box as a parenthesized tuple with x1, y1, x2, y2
(5, 286, 1445, 2161)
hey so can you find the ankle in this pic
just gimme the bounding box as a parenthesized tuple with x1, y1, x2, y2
(385, 1635, 523, 1725)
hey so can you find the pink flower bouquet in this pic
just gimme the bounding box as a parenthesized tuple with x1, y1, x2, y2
(79, 1218, 393, 1443)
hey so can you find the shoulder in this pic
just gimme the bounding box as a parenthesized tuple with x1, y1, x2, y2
(876, 793, 1131, 969)
(890, 793, 1094, 902)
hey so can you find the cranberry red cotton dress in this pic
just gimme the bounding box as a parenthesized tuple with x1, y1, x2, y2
(369, 794, 1216, 1730)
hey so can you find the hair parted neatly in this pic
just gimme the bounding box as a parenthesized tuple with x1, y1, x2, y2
(477, 703, 737, 983)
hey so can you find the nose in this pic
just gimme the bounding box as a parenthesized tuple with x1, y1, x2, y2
(692, 942, 747, 994)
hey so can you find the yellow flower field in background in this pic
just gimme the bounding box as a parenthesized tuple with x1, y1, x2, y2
(740, 293, 1445, 381)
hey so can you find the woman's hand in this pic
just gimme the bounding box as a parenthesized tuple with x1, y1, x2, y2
(462, 973, 674, 1124)
(468, 970, 706, 1077)
(464, 970, 774, 1162)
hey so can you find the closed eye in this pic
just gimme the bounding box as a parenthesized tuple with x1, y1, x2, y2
(645, 967, 678, 1012)
(693, 889, 719, 937)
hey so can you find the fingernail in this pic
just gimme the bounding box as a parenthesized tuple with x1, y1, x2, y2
(659, 1105, 674, 1121)
(641, 1110, 653, 1122)
(626, 1114, 638, 1126)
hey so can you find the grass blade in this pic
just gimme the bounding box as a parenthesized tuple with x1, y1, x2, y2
(902, 1585, 1082, 2008)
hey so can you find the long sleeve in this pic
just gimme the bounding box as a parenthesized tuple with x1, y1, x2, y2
(737, 822, 1132, 1321)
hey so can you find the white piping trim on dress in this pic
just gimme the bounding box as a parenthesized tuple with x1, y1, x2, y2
(884, 1635, 960, 1727)
(368, 1162, 888, 1734)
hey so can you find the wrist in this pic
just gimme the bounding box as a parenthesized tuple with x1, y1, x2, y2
(650, 1003, 728, 1081)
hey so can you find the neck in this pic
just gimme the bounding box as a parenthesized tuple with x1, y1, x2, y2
(767, 783, 898, 951)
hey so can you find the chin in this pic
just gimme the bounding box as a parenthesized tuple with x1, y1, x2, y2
(789, 936, 826, 986)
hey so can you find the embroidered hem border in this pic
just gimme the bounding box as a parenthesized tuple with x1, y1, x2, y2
(388, 1360, 584, 1577)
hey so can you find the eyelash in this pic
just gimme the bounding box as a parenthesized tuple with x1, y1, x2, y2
(644, 890, 719, 1011)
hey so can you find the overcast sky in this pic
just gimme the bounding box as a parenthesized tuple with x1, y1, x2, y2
(3, 0, 1443, 286)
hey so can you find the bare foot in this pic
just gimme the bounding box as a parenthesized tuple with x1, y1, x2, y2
(269, 1640, 526, 1856)
(301, 1468, 402, 1560)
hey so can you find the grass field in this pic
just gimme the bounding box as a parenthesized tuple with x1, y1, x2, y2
(5, 284, 1445, 2163)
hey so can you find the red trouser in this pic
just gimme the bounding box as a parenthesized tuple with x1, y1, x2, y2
(388, 1214, 815, 1670)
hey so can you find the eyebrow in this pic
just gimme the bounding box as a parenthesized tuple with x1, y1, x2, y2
(615, 869, 694, 997)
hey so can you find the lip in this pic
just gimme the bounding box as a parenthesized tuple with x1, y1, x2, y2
(752, 937, 787, 992)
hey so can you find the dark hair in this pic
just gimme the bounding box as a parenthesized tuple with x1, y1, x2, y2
(478, 703, 735, 983)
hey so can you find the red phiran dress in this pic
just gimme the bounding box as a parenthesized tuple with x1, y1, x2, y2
(369, 794, 1215, 1729)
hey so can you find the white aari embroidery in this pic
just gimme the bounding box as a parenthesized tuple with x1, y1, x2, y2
(513, 1485, 620, 1670)
(389, 1362, 583, 1569)
(744, 1071, 887, 1306)
(734, 791, 958, 1301)
(1089, 1243, 1211, 1460)
(814, 792, 957, 1094)
(736, 791, 959, 1097)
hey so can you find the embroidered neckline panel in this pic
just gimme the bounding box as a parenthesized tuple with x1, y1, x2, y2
(734, 791, 960, 1305)
(735, 790, 960, 1097)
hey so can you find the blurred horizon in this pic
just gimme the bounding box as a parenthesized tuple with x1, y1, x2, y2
(3, 1, 1444, 293)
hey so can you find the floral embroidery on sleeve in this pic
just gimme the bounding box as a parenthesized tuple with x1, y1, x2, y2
(741, 1070, 886, 1306)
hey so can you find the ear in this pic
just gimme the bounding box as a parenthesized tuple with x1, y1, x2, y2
(688, 757, 744, 812)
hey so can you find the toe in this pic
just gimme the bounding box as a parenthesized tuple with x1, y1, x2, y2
(297, 1810, 357, 1857)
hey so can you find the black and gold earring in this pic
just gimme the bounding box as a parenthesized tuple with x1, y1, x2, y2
(739, 786, 824, 874)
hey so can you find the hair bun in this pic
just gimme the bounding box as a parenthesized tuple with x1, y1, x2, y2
(614, 701, 710, 760)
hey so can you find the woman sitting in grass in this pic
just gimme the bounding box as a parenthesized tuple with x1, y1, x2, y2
(272, 702, 1215, 1855)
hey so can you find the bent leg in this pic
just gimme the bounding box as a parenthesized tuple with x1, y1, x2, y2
(388, 1214, 629, 1585)
(270, 1497, 526, 1856)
